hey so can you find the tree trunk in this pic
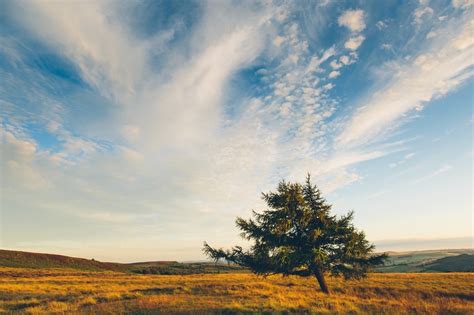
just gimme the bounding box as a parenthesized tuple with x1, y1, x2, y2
(314, 268, 330, 294)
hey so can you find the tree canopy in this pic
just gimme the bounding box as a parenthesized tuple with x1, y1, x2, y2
(203, 174, 387, 294)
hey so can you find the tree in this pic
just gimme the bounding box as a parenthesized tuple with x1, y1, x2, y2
(203, 174, 387, 294)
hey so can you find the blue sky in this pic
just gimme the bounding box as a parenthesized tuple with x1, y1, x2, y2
(0, 0, 472, 262)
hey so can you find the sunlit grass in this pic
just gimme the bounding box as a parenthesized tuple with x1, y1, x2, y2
(0, 267, 472, 314)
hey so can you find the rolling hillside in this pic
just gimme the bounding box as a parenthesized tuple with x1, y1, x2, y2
(424, 254, 474, 272)
(0, 250, 127, 272)
(1, 248, 473, 274)
(375, 249, 474, 272)
(0, 250, 244, 274)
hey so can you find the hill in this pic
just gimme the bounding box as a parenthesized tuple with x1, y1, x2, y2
(0, 249, 127, 272)
(375, 249, 474, 273)
(424, 254, 474, 272)
(0, 250, 245, 274)
(2, 248, 473, 274)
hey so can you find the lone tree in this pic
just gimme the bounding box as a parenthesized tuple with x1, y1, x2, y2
(203, 174, 387, 294)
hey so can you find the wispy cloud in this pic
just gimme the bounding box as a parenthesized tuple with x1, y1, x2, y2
(412, 164, 453, 184)
(452, 0, 474, 9)
(1, 1, 381, 224)
(11, 1, 151, 101)
(337, 13, 473, 147)
(389, 152, 416, 168)
(413, 6, 434, 25)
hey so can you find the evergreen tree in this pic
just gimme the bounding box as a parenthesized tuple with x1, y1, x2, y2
(203, 174, 387, 294)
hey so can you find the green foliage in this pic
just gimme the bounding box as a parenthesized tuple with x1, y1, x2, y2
(204, 174, 387, 292)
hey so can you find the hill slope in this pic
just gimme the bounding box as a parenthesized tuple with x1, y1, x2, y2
(0, 250, 127, 272)
(2, 248, 473, 273)
(0, 250, 244, 274)
(424, 254, 474, 272)
(375, 249, 474, 273)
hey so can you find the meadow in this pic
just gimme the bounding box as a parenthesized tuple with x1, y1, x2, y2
(1, 267, 473, 314)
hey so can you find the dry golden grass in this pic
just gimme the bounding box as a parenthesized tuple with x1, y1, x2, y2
(0, 267, 473, 314)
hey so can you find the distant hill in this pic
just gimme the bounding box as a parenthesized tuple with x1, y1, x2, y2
(0, 249, 127, 272)
(424, 254, 474, 272)
(0, 249, 245, 274)
(1, 248, 473, 274)
(375, 249, 474, 273)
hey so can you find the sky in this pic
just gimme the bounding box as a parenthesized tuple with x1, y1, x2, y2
(0, 0, 473, 262)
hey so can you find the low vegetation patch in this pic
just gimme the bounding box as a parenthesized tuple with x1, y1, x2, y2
(130, 262, 247, 275)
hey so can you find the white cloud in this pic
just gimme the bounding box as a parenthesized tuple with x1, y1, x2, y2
(412, 165, 453, 184)
(339, 55, 352, 65)
(338, 9, 366, 32)
(329, 70, 340, 79)
(3, 131, 36, 159)
(330, 60, 342, 69)
(306, 46, 336, 73)
(63, 136, 99, 157)
(6, 3, 370, 252)
(414, 6, 434, 24)
(388, 152, 416, 168)
(273, 35, 285, 47)
(11, 1, 151, 101)
(319, 0, 332, 6)
(323, 83, 335, 90)
(337, 16, 474, 147)
(344, 35, 365, 50)
(452, 0, 474, 8)
(46, 121, 61, 133)
(426, 31, 437, 39)
(376, 21, 387, 30)
(1, 130, 50, 191)
(320, 170, 361, 193)
(2, 1, 279, 247)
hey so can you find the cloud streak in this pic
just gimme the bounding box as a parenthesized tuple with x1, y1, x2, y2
(412, 164, 453, 184)
(337, 14, 473, 147)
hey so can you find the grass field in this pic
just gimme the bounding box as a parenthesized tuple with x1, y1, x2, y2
(1, 267, 473, 314)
